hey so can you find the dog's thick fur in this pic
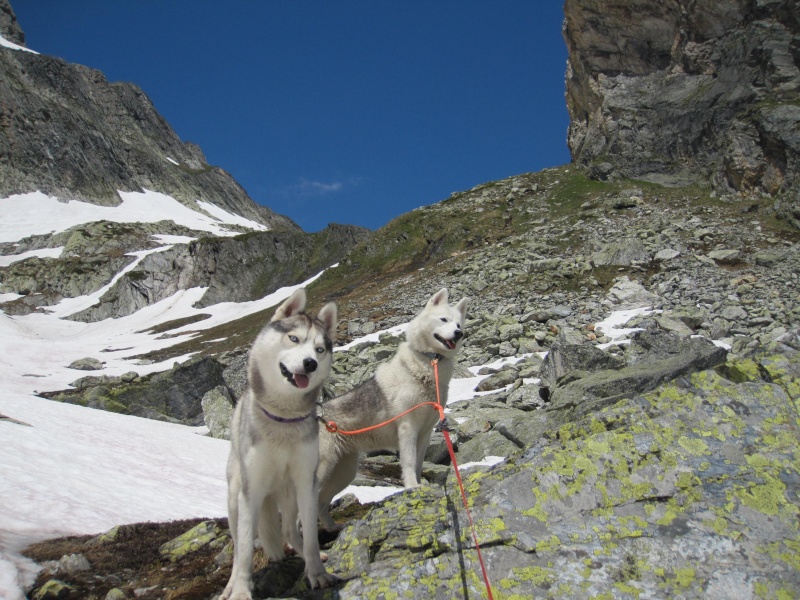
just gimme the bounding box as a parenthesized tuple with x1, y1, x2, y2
(316, 288, 468, 530)
(222, 289, 338, 599)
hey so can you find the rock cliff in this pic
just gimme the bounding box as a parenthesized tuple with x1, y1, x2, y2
(564, 0, 800, 225)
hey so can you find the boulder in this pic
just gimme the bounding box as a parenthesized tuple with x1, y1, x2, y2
(67, 357, 104, 371)
(540, 342, 625, 389)
(201, 386, 234, 439)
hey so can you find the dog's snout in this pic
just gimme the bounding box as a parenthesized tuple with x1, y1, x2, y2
(303, 357, 318, 373)
(453, 329, 463, 341)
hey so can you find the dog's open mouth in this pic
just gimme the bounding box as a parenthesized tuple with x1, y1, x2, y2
(280, 363, 310, 389)
(434, 334, 457, 350)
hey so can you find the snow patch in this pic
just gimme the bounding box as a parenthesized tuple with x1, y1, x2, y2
(0, 247, 64, 267)
(0, 190, 266, 243)
(0, 33, 38, 54)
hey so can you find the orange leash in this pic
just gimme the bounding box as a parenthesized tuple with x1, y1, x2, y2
(432, 359, 495, 600)
(320, 358, 495, 599)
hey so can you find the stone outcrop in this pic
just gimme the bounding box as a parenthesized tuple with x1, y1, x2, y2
(39, 356, 226, 424)
(564, 0, 800, 216)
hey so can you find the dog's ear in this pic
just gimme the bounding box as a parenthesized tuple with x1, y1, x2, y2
(272, 288, 307, 321)
(316, 302, 338, 342)
(428, 288, 449, 307)
(455, 297, 469, 319)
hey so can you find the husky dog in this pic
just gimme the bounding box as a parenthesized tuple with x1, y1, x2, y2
(222, 288, 339, 599)
(316, 288, 468, 530)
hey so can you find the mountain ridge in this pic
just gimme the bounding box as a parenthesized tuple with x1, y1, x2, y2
(0, 0, 296, 232)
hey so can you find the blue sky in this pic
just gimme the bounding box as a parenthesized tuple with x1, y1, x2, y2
(12, 2, 571, 232)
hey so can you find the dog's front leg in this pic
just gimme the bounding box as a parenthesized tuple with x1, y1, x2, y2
(224, 488, 259, 600)
(398, 421, 423, 487)
(293, 451, 339, 588)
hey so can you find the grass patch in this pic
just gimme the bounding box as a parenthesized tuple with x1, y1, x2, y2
(137, 313, 212, 336)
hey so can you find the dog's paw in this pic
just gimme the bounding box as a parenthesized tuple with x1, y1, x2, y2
(308, 569, 339, 589)
(221, 588, 252, 600)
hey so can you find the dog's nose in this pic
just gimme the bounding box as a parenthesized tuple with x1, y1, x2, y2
(303, 357, 318, 373)
(453, 329, 463, 341)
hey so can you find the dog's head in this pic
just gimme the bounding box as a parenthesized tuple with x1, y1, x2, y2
(250, 288, 337, 396)
(407, 288, 468, 358)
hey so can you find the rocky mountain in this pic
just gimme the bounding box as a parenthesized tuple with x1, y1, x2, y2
(4, 0, 800, 599)
(0, 0, 294, 230)
(564, 0, 800, 227)
(0, 0, 371, 319)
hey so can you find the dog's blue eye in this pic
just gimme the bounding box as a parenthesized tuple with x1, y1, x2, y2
(316, 347, 325, 354)
(289, 335, 299, 343)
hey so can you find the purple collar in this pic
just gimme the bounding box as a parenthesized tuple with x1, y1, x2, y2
(260, 405, 315, 423)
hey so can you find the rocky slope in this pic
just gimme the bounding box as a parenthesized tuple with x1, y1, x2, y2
(22, 166, 800, 598)
(564, 0, 800, 226)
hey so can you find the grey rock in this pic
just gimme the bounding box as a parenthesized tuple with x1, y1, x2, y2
(456, 430, 520, 463)
(66, 224, 369, 322)
(721, 305, 748, 321)
(592, 238, 650, 266)
(551, 331, 728, 416)
(68, 357, 104, 371)
(42, 356, 226, 424)
(753, 251, 783, 266)
(655, 248, 680, 260)
(540, 342, 625, 389)
(57, 554, 90, 574)
(606, 276, 658, 307)
(654, 315, 694, 336)
(475, 368, 519, 392)
(708, 249, 741, 263)
(201, 386, 234, 440)
(505, 384, 547, 411)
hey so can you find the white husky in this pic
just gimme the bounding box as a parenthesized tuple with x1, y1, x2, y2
(316, 288, 468, 530)
(222, 288, 339, 599)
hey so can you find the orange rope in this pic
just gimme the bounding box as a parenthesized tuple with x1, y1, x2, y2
(321, 401, 441, 435)
(320, 358, 495, 599)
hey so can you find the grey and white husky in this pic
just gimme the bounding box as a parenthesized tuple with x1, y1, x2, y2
(222, 288, 339, 599)
(316, 288, 468, 530)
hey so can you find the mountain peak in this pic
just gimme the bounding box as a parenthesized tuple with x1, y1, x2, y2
(0, 0, 24, 46)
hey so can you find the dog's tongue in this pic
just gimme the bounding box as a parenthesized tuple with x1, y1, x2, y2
(445, 339, 456, 350)
(294, 374, 310, 389)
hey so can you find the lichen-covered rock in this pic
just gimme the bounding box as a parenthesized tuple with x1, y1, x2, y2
(158, 520, 227, 562)
(323, 347, 800, 599)
(32, 579, 73, 600)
